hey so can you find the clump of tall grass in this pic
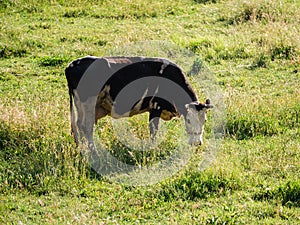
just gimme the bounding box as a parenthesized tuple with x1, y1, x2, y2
(0, 45, 28, 58)
(253, 22, 299, 64)
(0, 91, 87, 193)
(186, 23, 299, 66)
(224, 0, 297, 25)
(38, 55, 70, 67)
(225, 90, 299, 139)
(186, 38, 252, 63)
(209, 0, 300, 67)
(253, 180, 300, 207)
(153, 169, 241, 201)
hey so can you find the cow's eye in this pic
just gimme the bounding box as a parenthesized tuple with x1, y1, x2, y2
(187, 119, 191, 124)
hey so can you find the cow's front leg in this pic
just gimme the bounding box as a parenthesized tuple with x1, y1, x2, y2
(149, 109, 161, 140)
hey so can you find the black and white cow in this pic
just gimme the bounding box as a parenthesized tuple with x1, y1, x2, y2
(65, 56, 213, 148)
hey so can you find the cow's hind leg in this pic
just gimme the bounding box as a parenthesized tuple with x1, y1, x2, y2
(71, 96, 82, 146)
(149, 109, 161, 140)
(80, 96, 98, 147)
(72, 90, 85, 145)
(78, 95, 103, 171)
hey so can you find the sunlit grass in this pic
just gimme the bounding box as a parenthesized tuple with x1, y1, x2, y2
(0, 0, 299, 224)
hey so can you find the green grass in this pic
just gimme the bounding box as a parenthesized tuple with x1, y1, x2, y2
(0, 0, 299, 224)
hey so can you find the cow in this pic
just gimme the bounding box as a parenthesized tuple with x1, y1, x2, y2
(65, 56, 213, 150)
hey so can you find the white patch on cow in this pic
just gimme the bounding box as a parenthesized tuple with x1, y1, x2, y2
(77, 60, 81, 65)
(156, 104, 161, 111)
(150, 101, 161, 111)
(131, 88, 149, 114)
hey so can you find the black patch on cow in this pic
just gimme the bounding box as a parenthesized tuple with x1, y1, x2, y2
(195, 103, 206, 111)
(103, 61, 197, 116)
(65, 56, 198, 118)
(65, 56, 98, 91)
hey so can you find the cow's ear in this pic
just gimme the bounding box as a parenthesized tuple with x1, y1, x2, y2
(205, 99, 213, 109)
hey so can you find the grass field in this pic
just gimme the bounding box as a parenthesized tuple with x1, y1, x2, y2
(0, 0, 299, 224)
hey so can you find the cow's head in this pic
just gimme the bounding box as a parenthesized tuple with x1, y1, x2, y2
(184, 99, 213, 145)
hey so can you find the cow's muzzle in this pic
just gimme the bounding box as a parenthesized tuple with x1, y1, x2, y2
(188, 134, 203, 146)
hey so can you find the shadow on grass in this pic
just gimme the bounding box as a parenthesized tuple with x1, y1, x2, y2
(0, 120, 100, 194)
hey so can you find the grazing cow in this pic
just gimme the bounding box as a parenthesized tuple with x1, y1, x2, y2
(65, 56, 213, 148)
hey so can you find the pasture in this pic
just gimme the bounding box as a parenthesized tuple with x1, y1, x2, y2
(0, 0, 299, 224)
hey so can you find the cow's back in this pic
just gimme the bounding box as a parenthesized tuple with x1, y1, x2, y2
(65, 56, 197, 105)
(65, 56, 143, 91)
(65, 56, 98, 90)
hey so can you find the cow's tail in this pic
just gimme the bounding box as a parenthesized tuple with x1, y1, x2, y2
(69, 88, 74, 131)
(65, 65, 79, 145)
